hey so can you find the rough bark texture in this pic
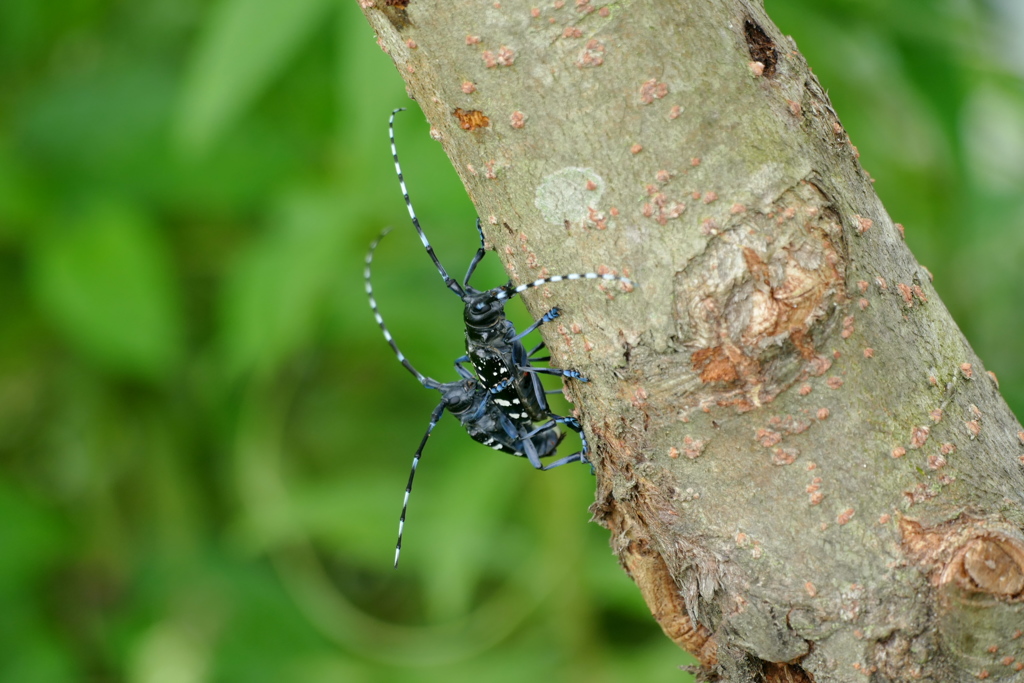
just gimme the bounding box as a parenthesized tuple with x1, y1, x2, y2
(358, 1, 1024, 680)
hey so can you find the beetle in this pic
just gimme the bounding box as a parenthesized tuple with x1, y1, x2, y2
(365, 230, 585, 567)
(388, 107, 633, 455)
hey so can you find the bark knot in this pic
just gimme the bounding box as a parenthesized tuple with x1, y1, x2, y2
(900, 517, 1024, 598)
(674, 184, 846, 409)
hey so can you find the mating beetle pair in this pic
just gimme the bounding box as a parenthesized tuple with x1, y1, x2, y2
(367, 108, 632, 566)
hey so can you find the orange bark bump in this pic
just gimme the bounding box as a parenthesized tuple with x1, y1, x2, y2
(639, 78, 669, 104)
(897, 283, 914, 306)
(453, 108, 490, 130)
(682, 435, 706, 459)
(756, 428, 782, 448)
(772, 447, 799, 466)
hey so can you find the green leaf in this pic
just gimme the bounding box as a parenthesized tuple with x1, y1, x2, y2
(29, 200, 183, 380)
(220, 190, 348, 378)
(0, 479, 65, 591)
(176, 0, 335, 155)
(0, 137, 43, 244)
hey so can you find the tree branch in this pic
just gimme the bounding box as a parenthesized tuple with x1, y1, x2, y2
(358, 1, 1024, 680)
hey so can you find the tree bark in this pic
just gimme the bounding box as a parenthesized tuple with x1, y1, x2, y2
(357, 1, 1024, 680)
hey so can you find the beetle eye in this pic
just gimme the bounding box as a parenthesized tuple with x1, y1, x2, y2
(473, 302, 487, 312)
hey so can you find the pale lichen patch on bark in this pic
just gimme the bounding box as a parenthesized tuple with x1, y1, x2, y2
(534, 166, 605, 226)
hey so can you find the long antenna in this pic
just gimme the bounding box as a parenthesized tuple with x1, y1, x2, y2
(494, 272, 635, 301)
(366, 229, 449, 567)
(395, 402, 446, 568)
(365, 229, 432, 385)
(390, 108, 464, 297)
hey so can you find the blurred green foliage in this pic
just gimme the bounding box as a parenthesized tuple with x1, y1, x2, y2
(0, 0, 1020, 681)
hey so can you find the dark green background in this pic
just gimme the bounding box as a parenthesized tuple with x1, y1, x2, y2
(1, 1, 1021, 681)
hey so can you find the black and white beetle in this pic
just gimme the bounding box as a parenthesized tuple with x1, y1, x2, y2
(389, 107, 634, 451)
(365, 230, 585, 567)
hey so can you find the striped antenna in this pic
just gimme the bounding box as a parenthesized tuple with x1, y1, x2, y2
(395, 402, 445, 568)
(365, 229, 431, 385)
(366, 229, 448, 567)
(390, 108, 464, 296)
(493, 272, 636, 301)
